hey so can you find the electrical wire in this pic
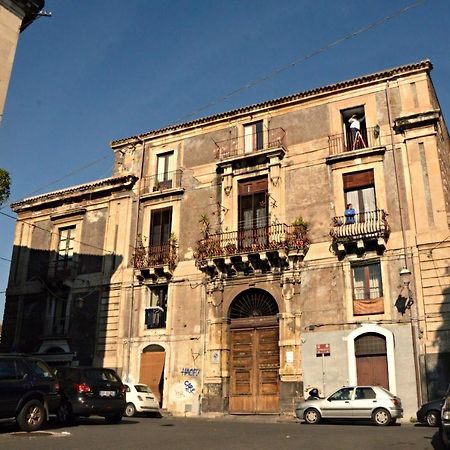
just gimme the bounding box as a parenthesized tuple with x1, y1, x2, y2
(175, 0, 427, 124)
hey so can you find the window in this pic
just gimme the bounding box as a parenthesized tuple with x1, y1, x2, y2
(156, 152, 175, 189)
(150, 208, 172, 247)
(341, 106, 367, 151)
(56, 226, 76, 271)
(45, 296, 69, 337)
(244, 121, 263, 153)
(343, 170, 376, 220)
(145, 285, 167, 328)
(238, 177, 268, 250)
(354, 387, 376, 400)
(329, 387, 354, 401)
(352, 261, 384, 315)
(0, 360, 18, 380)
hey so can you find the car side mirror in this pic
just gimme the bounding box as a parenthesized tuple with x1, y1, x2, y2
(327, 398, 331, 402)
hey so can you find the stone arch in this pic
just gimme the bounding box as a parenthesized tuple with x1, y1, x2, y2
(228, 288, 279, 319)
(346, 324, 396, 394)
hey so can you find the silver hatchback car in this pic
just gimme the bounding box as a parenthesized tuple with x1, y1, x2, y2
(296, 386, 403, 426)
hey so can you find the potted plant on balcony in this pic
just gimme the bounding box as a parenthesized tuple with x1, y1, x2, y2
(132, 234, 147, 268)
(286, 216, 310, 252)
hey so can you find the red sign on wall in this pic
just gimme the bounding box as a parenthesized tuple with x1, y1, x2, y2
(316, 343, 330, 355)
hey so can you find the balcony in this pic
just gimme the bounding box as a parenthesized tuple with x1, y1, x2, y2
(194, 223, 309, 277)
(330, 209, 390, 256)
(214, 127, 286, 163)
(132, 243, 177, 282)
(327, 127, 386, 164)
(140, 170, 184, 197)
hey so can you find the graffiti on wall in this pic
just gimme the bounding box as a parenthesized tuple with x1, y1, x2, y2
(184, 380, 195, 394)
(181, 368, 200, 376)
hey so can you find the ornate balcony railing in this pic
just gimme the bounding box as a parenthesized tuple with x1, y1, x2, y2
(194, 223, 309, 262)
(132, 243, 177, 270)
(330, 209, 389, 242)
(214, 127, 286, 161)
(140, 170, 183, 195)
(328, 126, 381, 156)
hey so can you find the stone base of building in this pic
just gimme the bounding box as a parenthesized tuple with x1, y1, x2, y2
(280, 381, 304, 415)
(201, 383, 228, 413)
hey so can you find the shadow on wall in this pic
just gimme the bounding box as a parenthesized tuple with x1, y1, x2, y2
(0, 246, 123, 367)
(426, 264, 450, 400)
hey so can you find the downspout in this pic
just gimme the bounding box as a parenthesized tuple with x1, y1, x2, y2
(385, 80, 422, 405)
(125, 136, 146, 381)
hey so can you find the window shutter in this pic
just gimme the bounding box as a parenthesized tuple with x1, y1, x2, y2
(343, 170, 374, 190)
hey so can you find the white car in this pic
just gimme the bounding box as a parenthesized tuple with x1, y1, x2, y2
(123, 383, 160, 417)
(296, 385, 403, 426)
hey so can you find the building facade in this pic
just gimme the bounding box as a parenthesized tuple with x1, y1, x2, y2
(0, 0, 44, 123)
(2, 60, 450, 420)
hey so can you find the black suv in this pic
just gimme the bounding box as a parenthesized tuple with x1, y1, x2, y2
(55, 367, 126, 425)
(0, 354, 60, 432)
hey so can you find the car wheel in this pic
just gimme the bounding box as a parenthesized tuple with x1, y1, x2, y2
(304, 408, 321, 424)
(426, 410, 440, 427)
(125, 403, 136, 417)
(372, 408, 392, 426)
(57, 401, 75, 425)
(105, 413, 123, 424)
(16, 399, 45, 432)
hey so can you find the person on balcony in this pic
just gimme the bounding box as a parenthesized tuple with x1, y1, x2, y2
(349, 114, 366, 149)
(345, 203, 356, 224)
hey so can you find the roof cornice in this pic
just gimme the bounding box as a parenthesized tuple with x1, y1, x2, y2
(11, 175, 138, 212)
(110, 60, 432, 148)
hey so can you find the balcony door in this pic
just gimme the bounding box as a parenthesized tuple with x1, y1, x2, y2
(244, 121, 263, 154)
(150, 207, 172, 265)
(238, 178, 268, 251)
(344, 170, 376, 220)
(156, 151, 175, 189)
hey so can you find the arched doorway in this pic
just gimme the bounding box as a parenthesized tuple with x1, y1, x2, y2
(228, 289, 280, 414)
(355, 333, 388, 389)
(140, 344, 165, 405)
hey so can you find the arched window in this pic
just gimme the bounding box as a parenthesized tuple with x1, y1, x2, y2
(228, 288, 278, 319)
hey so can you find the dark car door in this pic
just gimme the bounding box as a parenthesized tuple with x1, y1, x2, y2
(0, 359, 27, 418)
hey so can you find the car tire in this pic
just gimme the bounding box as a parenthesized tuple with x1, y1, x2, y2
(426, 410, 440, 427)
(304, 408, 321, 424)
(125, 403, 136, 417)
(57, 401, 75, 425)
(372, 408, 392, 426)
(16, 399, 46, 432)
(105, 413, 123, 424)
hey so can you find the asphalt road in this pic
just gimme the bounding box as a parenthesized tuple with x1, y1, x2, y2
(0, 416, 445, 450)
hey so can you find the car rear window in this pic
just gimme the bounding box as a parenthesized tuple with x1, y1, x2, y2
(135, 384, 151, 393)
(84, 369, 121, 383)
(28, 359, 54, 379)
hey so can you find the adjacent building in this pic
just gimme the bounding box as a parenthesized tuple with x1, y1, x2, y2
(0, 0, 44, 123)
(2, 60, 449, 420)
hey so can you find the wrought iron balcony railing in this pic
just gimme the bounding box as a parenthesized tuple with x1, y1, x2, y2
(330, 209, 389, 242)
(140, 170, 183, 195)
(214, 127, 286, 161)
(194, 223, 309, 262)
(328, 126, 381, 156)
(132, 243, 177, 270)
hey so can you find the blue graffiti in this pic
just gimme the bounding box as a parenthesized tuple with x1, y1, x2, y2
(184, 380, 195, 394)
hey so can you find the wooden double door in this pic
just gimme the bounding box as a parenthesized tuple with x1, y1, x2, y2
(229, 323, 279, 414)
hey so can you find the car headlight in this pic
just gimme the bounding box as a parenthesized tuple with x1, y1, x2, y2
(443, 411, 450, 421)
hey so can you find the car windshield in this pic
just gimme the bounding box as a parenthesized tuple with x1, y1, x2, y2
(135, 384, 151, 393)
(28, 360, 54, 379)
(84, 369, 120, 382)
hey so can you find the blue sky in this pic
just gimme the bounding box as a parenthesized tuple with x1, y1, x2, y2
(1, 0, 449, 319)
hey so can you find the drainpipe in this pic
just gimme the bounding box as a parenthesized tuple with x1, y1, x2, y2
(125, 136, 146, 382)
(385, 80, 422, 406)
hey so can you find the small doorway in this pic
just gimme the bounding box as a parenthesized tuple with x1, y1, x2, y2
(355, 333, 388, 389)
(140, 344, 165, 405)
(228, 289, 280, 414)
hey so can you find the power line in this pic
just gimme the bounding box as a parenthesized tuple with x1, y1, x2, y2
(0, 154, 111, 212)
(0, 256, 11, 262)
(176, 0, 427, 124)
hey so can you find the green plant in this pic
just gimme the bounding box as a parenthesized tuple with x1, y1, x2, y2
(292, 216, 308, 234)
(199, 213, 211, 238)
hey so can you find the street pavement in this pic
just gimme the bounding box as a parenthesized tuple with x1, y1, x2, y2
(0, 415, 444, 450)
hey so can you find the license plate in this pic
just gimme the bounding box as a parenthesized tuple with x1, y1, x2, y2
(100, 390, 115, 397)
